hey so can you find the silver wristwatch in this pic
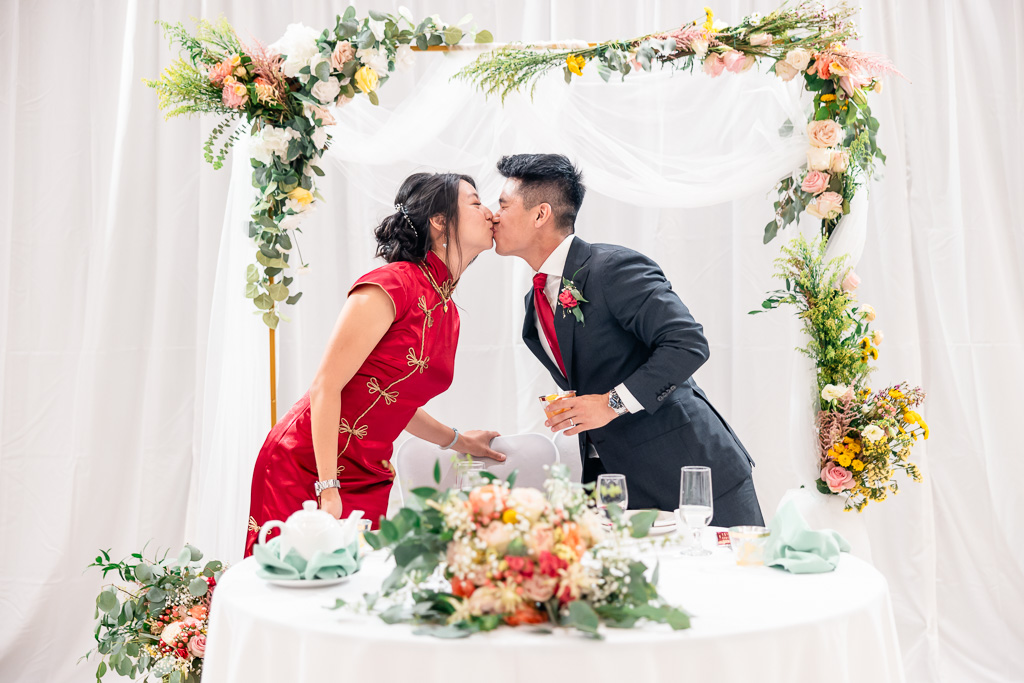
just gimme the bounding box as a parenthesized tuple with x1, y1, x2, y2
(314, 479, 341, 497)
(608, 388, 629, 416)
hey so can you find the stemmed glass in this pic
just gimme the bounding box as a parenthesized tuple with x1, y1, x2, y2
(597, 474, 628, 515)
(677, 466, 713, 556)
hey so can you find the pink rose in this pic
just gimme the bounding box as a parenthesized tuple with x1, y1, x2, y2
(829, 149, 850, 174)
(723, 50, 746, 73)
(558, 289, 578, 309)
(703, 53, 725, 78)
(478, 521, 514, 553)
(821, 462, 855, 492)
(806, 147, 832, 172)
(525, 523, 554, 554)
(188, 634, 206, 658)
(208, 60, 234, 85)
(221, 79, 249, 109)
(807, 119, 844, 148)
(309, 105, 336, 126)
(521, 574, 558, 602)
(468, 484, 507, 519)
(841, 268, 861, 292)
(774, 60, 799, 81)
(806, 191, 844, 220)
(801, 171, 830, 195)
(749, 33, 772, 46)
(331, 41, 355, 72)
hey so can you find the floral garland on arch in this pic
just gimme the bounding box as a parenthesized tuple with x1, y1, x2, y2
(146, 9, 493, 328)
(753, 236, 927, 511)
(456, 0, 903, 244)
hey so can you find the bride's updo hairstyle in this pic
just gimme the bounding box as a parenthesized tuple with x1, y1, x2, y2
(374, 172, 476, 267)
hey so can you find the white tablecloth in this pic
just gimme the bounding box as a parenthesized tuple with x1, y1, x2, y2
(203, 537, 905, 683)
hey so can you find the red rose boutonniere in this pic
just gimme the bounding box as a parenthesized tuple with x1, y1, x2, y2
(558, 277, 587, 325)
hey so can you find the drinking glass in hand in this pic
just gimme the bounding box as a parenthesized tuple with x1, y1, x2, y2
(678, 466, 713, 556)
(597, 474, 628, 513)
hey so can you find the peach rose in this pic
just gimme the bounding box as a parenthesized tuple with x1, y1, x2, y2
(331, 41, 355, 71)
(806, 191, 844, 220)
(723, 50, 746, 73)
(775, 60, 799, 81)
(801, 171, 830, 195)
(841, 268, 861, 291)
(814, 54, 833, 78)
(871, 330, 884, 345)
(160, 621, 183, 646)
(521, 574, 558, 602)
(222, 79, 249, 109)
(208, 60, 234, 84)
(188, 634, 206, 658)
(749, 33, 772, 46)
(830, 149, 850, 174)
(508, 487, 548, 523)
(807, 119, 844, 148)
(784, 48, 811, 71)
(859, 304, 876, 321)
(821, 462, 855, 492)
(468, 484, 507, 519)
(806, 147, 832, 172)
(525, 523, 554, 554)
(703, 53, 725, 78)
(478, 521, 514, 553)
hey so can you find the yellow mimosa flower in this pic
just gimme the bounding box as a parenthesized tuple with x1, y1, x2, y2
(702, 7, 715, 32)
(354, 65, 380, 93)
(566, 54, 586, 76)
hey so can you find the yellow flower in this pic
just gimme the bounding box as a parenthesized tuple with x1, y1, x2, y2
(702, 6, 715, 32)
(889, 389, 904, 399)
(566, 54, 586, 77)
(852, 459, 865, 471)
(836, 452, 853, 468)
(354, 65, 379, 93)
(228, 53, 242, 67)
(859, 337, 872, 350)
(903, 410, 921, 424)
(501, 508, 518, 525)
(287, 187, 314, 206)
(820, 94, 836, 103)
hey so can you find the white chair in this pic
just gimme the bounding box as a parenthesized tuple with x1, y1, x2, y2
(551, 430, 583, 484)
(390, 433, 558, 509)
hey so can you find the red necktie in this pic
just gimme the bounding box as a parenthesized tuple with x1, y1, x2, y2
(533, 273, 567, 377)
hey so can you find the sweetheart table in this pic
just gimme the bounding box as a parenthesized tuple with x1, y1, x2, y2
(202, 536, 904, 683)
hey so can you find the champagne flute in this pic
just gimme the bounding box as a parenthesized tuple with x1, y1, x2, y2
(678, 466, 713, 556)
(597, 474, 628, 516)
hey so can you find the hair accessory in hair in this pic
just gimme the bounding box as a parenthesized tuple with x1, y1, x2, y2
(394, 203, 417, 232)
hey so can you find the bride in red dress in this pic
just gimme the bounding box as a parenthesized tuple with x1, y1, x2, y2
(245, 172, 504, 557)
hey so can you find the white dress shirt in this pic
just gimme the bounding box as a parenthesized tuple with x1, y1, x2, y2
(533, 234, 644, 414)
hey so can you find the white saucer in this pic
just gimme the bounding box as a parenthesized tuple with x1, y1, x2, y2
(265, 575, 353, 588)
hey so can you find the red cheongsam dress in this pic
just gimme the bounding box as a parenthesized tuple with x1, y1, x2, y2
(244, 251, 457, 557)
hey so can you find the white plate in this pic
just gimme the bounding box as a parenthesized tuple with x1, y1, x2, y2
(265, 575, 354, 589)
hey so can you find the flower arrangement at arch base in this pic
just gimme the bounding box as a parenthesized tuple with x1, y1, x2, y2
(345, 464, 689, 637)
(754, 235, 928, 511)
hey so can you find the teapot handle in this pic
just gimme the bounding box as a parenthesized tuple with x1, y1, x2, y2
(258, 520, 285, 547)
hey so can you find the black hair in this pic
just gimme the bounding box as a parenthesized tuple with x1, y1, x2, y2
(496, 154, 585, 233)
(374, 172, 476, 272)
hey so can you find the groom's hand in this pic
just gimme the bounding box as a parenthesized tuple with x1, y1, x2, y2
(546, 393, 618, 436)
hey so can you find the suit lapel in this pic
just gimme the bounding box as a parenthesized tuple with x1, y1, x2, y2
(554, 237, 592, 387)
(522, 286, 567, 387)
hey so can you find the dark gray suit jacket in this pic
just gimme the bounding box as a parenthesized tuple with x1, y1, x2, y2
(523, 237, 755, 512)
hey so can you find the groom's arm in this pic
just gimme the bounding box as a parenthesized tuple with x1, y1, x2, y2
(603, 249, 709, 415)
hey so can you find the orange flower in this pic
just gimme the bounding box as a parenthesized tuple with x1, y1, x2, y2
(503, 603, 548, 626)
(560, 522, 586, 559)
(451, 576, 476, 598)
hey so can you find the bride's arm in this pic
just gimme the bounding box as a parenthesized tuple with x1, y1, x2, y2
(309, 285, 395, 518)
(405, 409, 505, 461)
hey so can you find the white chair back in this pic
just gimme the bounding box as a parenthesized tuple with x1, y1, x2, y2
(391, 433, 558, 507)
(551, 430, 583, 483)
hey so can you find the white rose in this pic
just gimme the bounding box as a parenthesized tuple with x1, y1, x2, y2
(280, 212, 309, 231)
(785, 48, 811, 71)
(508, 487, 548, 523)
(821, 384, 847, 402)
(284, 197, 313, 214)
(689, 38, 709, 59)
(862, 425, 885, 442)
(160, 622, 183, 646)
(807, 147, 833, 172)
(859, 304, 876, 321)
(872, 330, 884, 345)
(394, 44, 416, 72)
(356, 46, 390, 75)
(311, 77, 341, 105)
(368, 19, 387, 42)
(775, 60, 799, 81)
(270, 23, 322, 78)
(251, 125, 299, 165)
(311, 126, 330, 149)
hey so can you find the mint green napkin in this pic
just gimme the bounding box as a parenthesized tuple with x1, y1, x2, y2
(763, 500, 850, 574)
(254, 537, 362, 581)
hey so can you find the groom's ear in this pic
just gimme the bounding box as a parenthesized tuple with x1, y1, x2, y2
(532, 202, 554, 229)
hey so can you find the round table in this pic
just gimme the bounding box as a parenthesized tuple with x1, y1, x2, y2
(202, 536, 905, 683)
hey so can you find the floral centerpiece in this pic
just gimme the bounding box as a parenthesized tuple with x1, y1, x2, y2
(84, 545, 225, 682)
(754, 235, 927, 511)
(146, 9, 492, 328)
(456, 1, 902, 244)
(353, 465, 689, 637)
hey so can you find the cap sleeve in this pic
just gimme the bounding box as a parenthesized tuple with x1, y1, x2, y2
(348, 264, 413, 320)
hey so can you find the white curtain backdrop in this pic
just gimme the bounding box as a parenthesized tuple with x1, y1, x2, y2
(1, 1, 1021, 682)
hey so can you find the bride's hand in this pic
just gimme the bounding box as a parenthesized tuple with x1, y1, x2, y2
(319, 488, 343, 519)
(456, 430, 505, 461)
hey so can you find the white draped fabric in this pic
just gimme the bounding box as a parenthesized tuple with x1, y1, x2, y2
(1, 1, 1022, 682)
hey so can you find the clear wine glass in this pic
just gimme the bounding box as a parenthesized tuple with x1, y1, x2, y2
(678, 466, 713, 556)
(597, 474, 628, 515)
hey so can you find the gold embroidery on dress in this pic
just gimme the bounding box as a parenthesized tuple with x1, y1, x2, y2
(336, 464, 346, 477)
(417, 296, 434, 327)
(339, 418, 368, 439)
(367, 377, 399, 405)
(406, 348, 429, 373)
(419, 262, 454, 313)
(248, 516, 260, 533)
(381, 460, 397, 481)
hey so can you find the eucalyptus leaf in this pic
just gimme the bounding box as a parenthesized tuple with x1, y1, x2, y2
(474, 30, 493, 44)
(262, 311, 280, 329)
(443, 27, 463, 45)
(188, 577, 209, 597)
(315, 60, 331, 82)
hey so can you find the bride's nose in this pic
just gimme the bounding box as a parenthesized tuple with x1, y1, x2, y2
(482, 206, 494, 221)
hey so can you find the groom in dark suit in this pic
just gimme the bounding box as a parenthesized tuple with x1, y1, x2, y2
(491, 154, 763, 527)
